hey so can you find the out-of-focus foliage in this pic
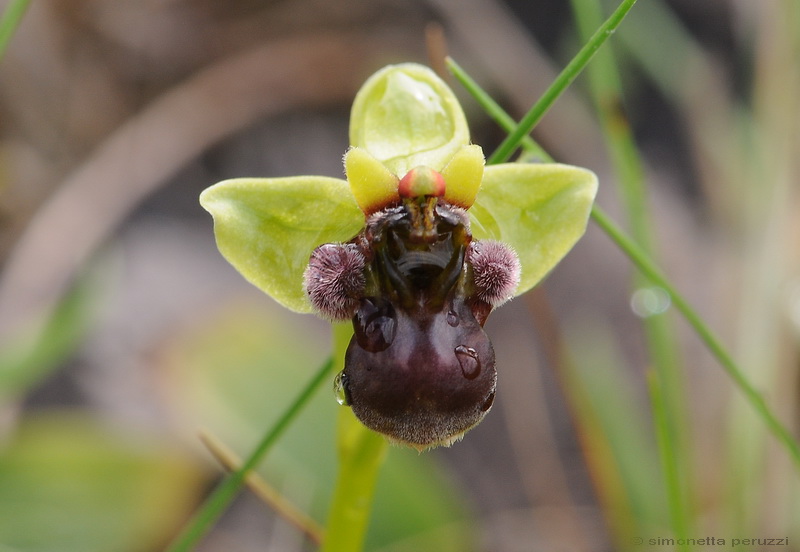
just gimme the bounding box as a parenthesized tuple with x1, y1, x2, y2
(0, 415, 204, 552)
(1, 0, 799, 550)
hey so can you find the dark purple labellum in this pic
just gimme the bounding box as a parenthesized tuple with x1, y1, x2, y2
(304, 176, 520, 449)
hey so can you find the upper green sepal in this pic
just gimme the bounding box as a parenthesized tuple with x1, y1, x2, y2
(349, 63, 470, 177)
(200, 176, 364, 313)
(469, 163, 598, 295)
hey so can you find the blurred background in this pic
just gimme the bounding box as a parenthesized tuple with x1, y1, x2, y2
(0, 0, 798, 551)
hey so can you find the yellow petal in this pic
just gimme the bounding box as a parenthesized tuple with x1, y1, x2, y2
(344, 146, 399, 214)
(441, 145, 485, 208)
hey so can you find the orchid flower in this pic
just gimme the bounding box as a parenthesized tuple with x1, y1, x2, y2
(200, 63, 596, 449)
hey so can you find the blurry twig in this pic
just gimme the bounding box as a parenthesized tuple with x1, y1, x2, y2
(167, 356, 333, 552)
(199, 430, 324, 546)
(425, 22, 448, 79)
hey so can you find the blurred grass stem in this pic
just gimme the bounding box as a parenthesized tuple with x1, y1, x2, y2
(198, 430, 325, 545)
(615, 0, 800, 533)
(570, 0, 693, 544)
(590, 207, 800, 469)
(447, 54, 800, 471)
(0, 0, 29, 61)
(165, 356, 333, 552)
(486, 0, 638, 165)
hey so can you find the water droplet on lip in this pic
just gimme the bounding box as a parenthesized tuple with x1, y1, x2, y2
(334, 371, 352, 406)
(446, 310, 459, 327)
(454, 345, 481, 379)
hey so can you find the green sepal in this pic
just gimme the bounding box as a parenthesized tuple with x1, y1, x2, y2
(200, 177, 364, 313)
(469, 163, 598, 295)
(349, 63, 470, 177)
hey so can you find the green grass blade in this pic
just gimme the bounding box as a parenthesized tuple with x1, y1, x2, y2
(569, 0, 692, 543)
(449, 52, 800, 472)
(486, 0, 638, 165)
(564, 322, 666, 546)
(590, 206, 800, 469)
(446, 58, 553, 163)
(0, 276, 97, 399)
(164, 356, 334, 552)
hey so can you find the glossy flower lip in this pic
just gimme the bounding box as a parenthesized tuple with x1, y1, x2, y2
(200, 63, 598, 315)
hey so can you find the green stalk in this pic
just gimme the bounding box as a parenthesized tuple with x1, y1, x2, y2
(164, 356, 334, 552)
(320, 322, 388, 552)
(569, 0, 692, 544)
(447, 58, 553, 163)
(447, 55, 800, 471)
(486, 0, 638, 165)
(0, 0, 30, 61)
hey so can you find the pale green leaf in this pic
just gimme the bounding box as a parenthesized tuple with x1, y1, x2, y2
(469, 163, 598, 295)
(349, 63, 470, 176)
(200, 177, 364, 313)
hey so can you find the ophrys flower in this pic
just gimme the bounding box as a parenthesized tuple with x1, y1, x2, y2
(200, 63, 597, 449)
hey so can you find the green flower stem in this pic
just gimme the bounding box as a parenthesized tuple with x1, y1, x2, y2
(164, 356, 334, 552)
(570, 0, 692, 544)
(448, 55, 800, 471)
(486, 0, 638, 165)
(320, 322, 388, 552)
(0, 0, 30, 61)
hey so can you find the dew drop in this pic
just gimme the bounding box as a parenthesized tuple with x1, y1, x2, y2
(446, 310, 459, 327)
(480, 390, 495, 412)
(333, 371, 351, 406)
(454, 345, 481, 379)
